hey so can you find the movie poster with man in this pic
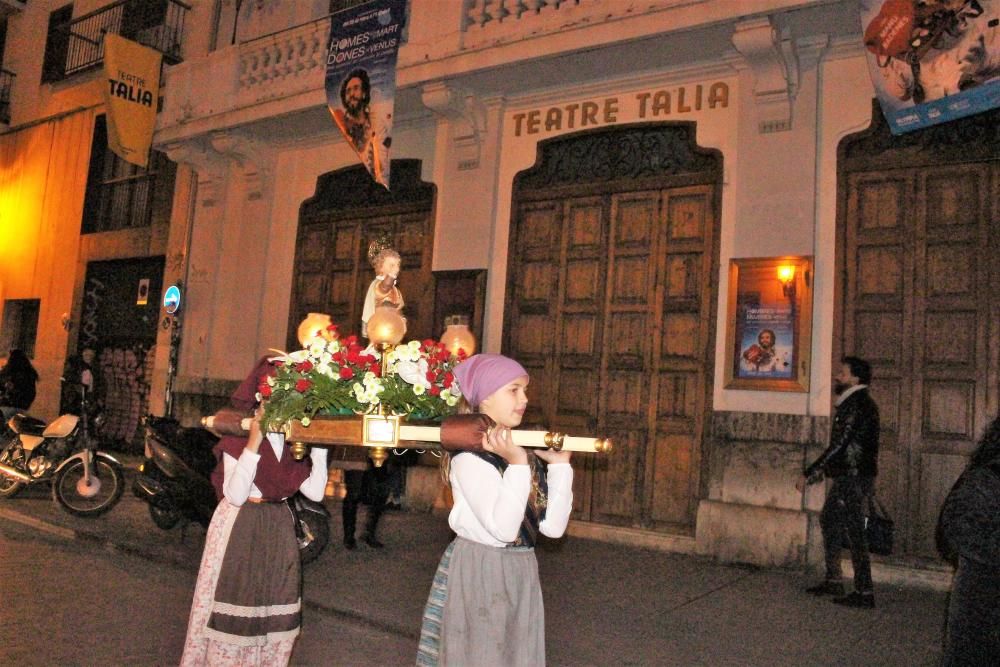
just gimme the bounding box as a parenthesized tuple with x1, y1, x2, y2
(861, 0, 999, 134)
(735, 297, 795, 381)
(325, 0, 406, 189)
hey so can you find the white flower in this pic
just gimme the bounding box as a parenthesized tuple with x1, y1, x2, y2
(445, 394, 458, 407)
(413, 384, 426, 396)
(395, 358, 431, 389)
(267, 375, 276, 387)
(255, 392, 263, 402)
(408, 340, 421, 352)
(301, 416, 311, 427)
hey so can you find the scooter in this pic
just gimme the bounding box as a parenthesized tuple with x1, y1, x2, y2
(0, 384, 125, 517)
(133, 415, 330, 564)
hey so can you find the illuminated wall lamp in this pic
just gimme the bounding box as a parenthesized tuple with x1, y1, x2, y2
(777, 265, 796, 298)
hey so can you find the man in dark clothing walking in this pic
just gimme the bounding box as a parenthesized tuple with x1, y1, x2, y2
(798, 356, 880, 609)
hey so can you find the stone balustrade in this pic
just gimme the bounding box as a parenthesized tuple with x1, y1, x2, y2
(237, 17, 330, 107)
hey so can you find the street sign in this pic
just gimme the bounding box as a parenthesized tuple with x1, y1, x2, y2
(163, 284, 181, 314)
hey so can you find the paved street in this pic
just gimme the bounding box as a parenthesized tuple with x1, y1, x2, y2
(0, 468, 950, 666)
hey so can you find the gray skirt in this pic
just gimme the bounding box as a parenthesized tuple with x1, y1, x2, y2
(417, 537, 545, 667)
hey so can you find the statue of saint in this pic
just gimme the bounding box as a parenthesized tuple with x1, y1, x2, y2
(362, 247, 405, 338)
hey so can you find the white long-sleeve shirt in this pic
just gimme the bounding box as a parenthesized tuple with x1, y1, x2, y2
(222, 432, 328, 506)
(448, 454, 573, 547)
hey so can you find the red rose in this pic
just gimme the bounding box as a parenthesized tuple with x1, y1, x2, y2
(295, 378, 312, 392)
(429, 385, 441, 396)
(344, 335, 358, 347)
(443, 372, 454, 388)
(426, 371, 437, 383)
(260, 384, 272, 398)
(371, 365, 381, 377)
(295, 360, 313, 373)
(339, 367, 355, 380)
(422, 339, 436, 350)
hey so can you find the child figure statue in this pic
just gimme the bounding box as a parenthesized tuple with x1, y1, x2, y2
(362, 243, 405, 339)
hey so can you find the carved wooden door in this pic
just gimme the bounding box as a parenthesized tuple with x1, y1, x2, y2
(289, 162, 436, 348)
(506, 126, 720, 530)
(842, 155, 999, 557)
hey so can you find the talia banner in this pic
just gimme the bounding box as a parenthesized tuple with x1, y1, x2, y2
(325, 0, 407, 189)
(102, 33, 162, 168)
(860, 0, 999, 134)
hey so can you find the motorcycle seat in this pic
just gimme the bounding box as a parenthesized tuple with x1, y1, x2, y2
(10, 414, 47, 436)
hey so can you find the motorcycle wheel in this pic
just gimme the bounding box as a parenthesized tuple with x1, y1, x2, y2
(298, 508, 330, 566)
(52, 455, 125, 517)
(149, 504, 181, 530)
(0, 442, 25, 498)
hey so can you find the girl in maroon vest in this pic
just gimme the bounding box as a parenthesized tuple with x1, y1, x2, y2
(181, 361, 328, 666)
(417, 354, 574, 666)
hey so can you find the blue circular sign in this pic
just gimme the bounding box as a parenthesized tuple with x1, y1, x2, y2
(163, 285, 181, 314)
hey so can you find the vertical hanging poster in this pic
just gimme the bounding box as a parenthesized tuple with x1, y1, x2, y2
(102, 34, 162, 168)
(325, 0, 407, 189)
(860, 0, 999, 134)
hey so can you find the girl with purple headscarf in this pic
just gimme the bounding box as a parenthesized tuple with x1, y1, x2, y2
(417, 354, 574, 666)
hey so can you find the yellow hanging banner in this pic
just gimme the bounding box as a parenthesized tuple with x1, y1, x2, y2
(102, 34, 161, 168)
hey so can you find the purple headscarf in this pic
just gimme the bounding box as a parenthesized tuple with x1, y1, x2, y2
(453, 354, 529, 408)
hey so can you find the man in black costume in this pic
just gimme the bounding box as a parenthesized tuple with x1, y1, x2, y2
(798, 356, 880, 608)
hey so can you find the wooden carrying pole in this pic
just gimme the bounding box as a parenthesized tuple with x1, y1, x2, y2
(201, 415, 613, 454)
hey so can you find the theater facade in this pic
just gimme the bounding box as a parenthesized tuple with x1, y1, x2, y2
(2, 0, 997, 568)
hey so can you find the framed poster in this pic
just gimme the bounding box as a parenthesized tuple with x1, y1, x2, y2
(724, 256, 813, 392)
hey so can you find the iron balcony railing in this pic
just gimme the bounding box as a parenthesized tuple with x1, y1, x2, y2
(0, 69, 14, 124)
(47, 0, 190, 82)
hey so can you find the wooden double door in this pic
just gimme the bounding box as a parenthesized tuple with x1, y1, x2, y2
(505, 126, 720, 530)
(840, 109, 1000, 558)
(289, 161, 437, 347)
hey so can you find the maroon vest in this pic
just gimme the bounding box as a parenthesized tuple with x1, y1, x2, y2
(215, 434, 312, 501)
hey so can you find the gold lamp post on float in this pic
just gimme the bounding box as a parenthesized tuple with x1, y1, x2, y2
(296, 312, 336, 348)
(439, 314, 476, 357)
(360, 305, 407, 467)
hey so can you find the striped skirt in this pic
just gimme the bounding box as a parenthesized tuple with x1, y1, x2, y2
(180, 500, 301, 666)
(417, 537, 545, 667)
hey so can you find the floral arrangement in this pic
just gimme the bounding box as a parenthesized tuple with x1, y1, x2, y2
(259, 323, 465, 431)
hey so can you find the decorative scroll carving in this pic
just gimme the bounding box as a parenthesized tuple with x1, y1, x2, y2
(421, 81, 489, 170)
(841, 101, 1000, 170)
(514, 123, 718, 191)
(161, 140, 227, 206)
(300, 159, 435, 220)
(730, 18, 797, 134)
(210, 131, 275, 199)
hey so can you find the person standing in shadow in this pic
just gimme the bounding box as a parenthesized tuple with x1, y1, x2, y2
(342, 459, 391, 549)
(938, 415, 1000, 666)
(0, 349, 39, 419)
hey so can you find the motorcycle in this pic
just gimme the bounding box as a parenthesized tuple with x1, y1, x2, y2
(0, 384, 125, 516)
(133, 415, 331, 565)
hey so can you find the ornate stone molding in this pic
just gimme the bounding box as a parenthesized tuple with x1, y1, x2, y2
(421, 81, 488, 170)
(210, 131, 275, 200)
(161, 140, 227, 206)
(514, 123, 719, 191)
(730, 18, 798, 134)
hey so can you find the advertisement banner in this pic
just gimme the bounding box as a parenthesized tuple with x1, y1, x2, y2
(102, 34, 161, 168)
(325, 0, 407, 189)
(861, 0, 999, 134)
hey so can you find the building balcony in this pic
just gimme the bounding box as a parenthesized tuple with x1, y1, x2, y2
(156, 0, 856, 147)
(43, 0, 191, 84)
(0, 0, 26, 20)
(0, 69, 14, 125)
